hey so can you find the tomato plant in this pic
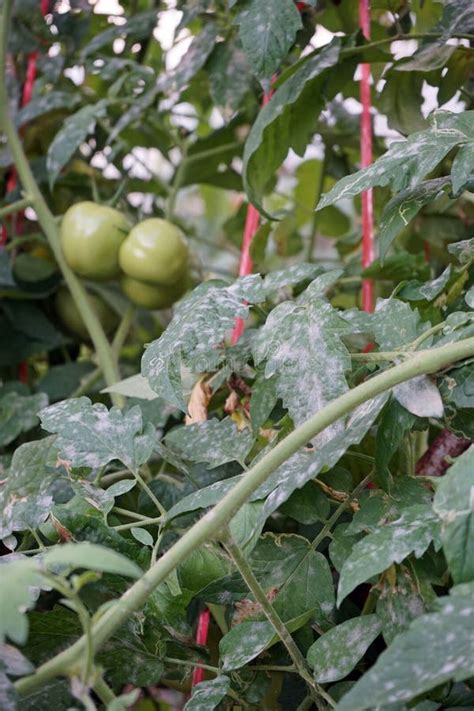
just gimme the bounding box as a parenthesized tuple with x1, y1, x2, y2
(0, 2, 474, 711)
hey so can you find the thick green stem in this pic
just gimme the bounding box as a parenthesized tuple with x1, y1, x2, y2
(93, 676, 118, 706)
(0, 195, 32, 219)
(0, 0, 121, 404)
(14, 336, 474, 696)
(223, 535, 333, 710)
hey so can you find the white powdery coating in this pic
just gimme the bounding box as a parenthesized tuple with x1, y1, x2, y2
(39, 398, 156, 472)
(307, 614, 382, 683)
(336, 592, 474, 711)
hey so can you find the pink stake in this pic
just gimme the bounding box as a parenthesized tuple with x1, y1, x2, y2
(359, 0, 375, 312)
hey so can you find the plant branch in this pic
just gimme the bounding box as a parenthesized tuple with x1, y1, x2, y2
(0, 0, 121, 405)
(223, 534, 334, 710)
(0, 195, 32, 219)
(311, 473, 373, 552)
(112, 304, 135, 360)
(14, 336, 474, 696)
(112, 515, 163, 532)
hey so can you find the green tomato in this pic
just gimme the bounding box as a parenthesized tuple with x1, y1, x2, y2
(119, 218, 189, 286)
(55, 286, 118, 341)
(60, 201, 130, 280)
(121, 275, 188, 310)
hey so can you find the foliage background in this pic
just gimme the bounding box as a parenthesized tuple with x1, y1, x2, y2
(0, 1, 474, 710)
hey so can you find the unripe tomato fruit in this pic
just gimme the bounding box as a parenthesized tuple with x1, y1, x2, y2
(121, 275, 188, 309)
(119, 218, 189, 286)
(60, 202, 129, 280)
(55, 286, 118, 341)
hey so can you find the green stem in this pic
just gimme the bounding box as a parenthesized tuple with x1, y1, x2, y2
(297, 696, 315, 711)
(306, 154, 326, 262)
(0, 195, 32, 219)
(310, 473, 373, 552)
(166, 144, 188, 220)
(350, 350, 412, 362)
(112, 304, 135, 360)
(223, 534, 334, 710)
(93, 676, 118, 706)
(134, 469, 167, 517)
(14, 336, 474, 696)
(70, 367, 102, 398)
(111, 507, 150, 521)
(113, 515, 163, 532)
(0, 0, 121, 406)
(164, 657, 219, 673)
(408, 322, 445, 350)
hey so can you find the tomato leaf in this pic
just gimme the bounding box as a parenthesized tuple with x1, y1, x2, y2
(184, 676, 231, 711)
(433, 445, 474, 584)
(235, 0, 302, 87)
(46, 101, 108, 188)
(337, 506, 441, 605)
(336, 587, 474, 710)
(307, 615, 382, 683)
(39, 398, 156, 473)
(243, 39, 344, 214)
(317, 111, 474, 210)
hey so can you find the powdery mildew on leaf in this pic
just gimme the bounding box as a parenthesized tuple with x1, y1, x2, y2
(39, 397, 156, 473)
(0, 438, 55, 540)
(184, 675, 231, 711)
(307, 614, 382, 683)
(0, 390, 47, 448)
(142, 276, 264, 411)
(318, 111, 474, 210)
(336, 589, 474, 710)
(378, 177, 451, 262)
(253, 272, 350, 446)
(337, 505, 441, 605)
(248, 395, 388, 541)
(433, 445, 474, 583)
(165, 417, 254, 468)
(235, 0, 302, 86)
(393, 374, 444, 418)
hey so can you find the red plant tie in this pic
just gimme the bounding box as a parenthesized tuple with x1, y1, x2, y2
(191, 609, 211, 686)
(359, 0, 374, 313)
(230, 86, 274, 345)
